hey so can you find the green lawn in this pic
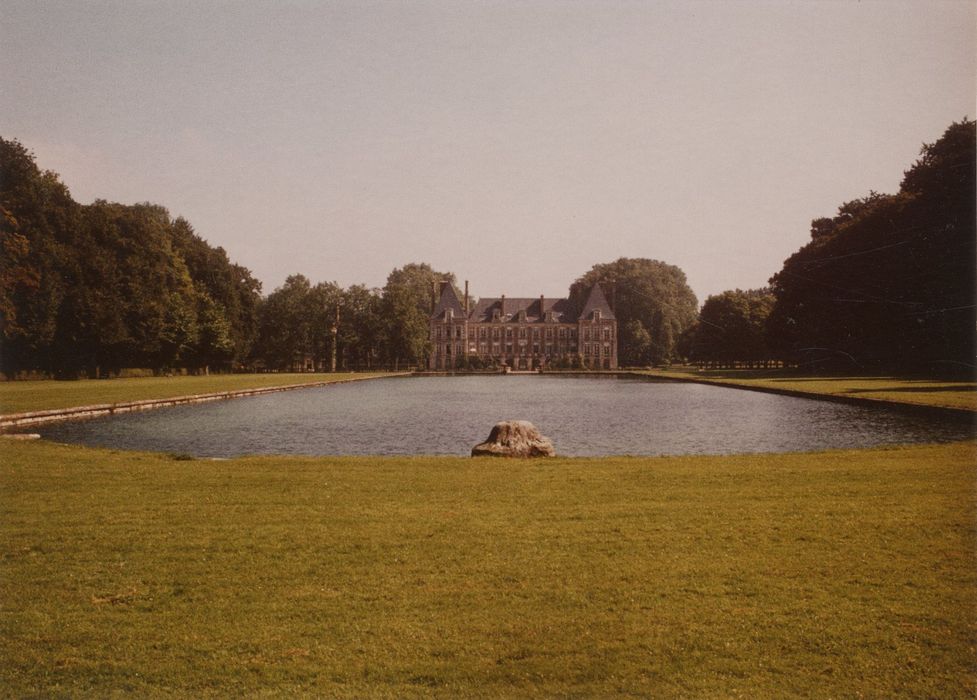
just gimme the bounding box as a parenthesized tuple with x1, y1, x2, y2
(2, 439, 974, 697)
(639, 368, 977, 412)
(0, 373, 397, 416)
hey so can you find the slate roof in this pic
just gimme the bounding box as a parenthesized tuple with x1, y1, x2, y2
(430, 283, 466, 320)
(578, 283, 616, 321)
(468, 297, 576, 323)
(432, 282, 615, 323)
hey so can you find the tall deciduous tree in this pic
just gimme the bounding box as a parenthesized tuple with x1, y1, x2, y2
(338, 284, 383, 370)
(254, 275, 315, 371)
(570, 258, 698, 366)
(381, 263, 457, 368)
(0, 138, 78, 375)
(691, 289, 775, 365)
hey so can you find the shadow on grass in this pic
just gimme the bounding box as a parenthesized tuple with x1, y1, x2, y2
(844, 385, 973, 394)
(690, 372, 973, 386)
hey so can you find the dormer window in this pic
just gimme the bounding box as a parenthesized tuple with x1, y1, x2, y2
(593, 310, 601, 321)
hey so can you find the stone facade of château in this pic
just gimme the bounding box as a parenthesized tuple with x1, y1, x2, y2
(428, 281, 618, 370)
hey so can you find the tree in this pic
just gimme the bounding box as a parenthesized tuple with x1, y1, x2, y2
(338, 284, 384, 369)
(188, 290, 235, 373)
(170, 217, 262, 367)
(0, 138, 79, 376)
(691, 289, 775, 366)
(1, 136, 266, 377)
(306, 281, 343, 370)
(381, 263, 458, 368)
(768, 120, 976, 373)
(570, 258, 698, 366)
(254, 275, 314, 370)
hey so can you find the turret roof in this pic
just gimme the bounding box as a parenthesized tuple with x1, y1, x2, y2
(430, 283, 465, 320)
(578, 283, 616, 321)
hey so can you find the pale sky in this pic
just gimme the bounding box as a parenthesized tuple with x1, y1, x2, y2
(2, 0, 974, 304)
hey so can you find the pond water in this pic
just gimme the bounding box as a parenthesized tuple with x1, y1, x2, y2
(39, 375, 973, 457)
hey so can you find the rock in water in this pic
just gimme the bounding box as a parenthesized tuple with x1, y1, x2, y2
(471, 420, 556, 458)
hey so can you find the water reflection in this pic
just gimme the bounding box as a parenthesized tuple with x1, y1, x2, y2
(41, 376, 974, 458)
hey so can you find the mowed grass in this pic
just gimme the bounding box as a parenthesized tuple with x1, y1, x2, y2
(641, 368, 977, 412)
(2, 439, 974, 697)
(0, 373, 396, 415)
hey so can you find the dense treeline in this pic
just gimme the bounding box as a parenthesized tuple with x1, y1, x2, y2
(3, 120, 972, 378)
(0, 139, 459, 377)
(767, 119, 975, 373)
(251, 263, 456, 372)
(1, 138, 262, 378)
(689, 120, 975, 374)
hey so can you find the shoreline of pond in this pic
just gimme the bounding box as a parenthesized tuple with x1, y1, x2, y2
(416, 370, 977, 423)
(3, 369, 972, 434)
(0, 374, 411, 431)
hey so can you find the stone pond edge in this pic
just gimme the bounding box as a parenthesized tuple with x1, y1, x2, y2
(2, 369, 972, 433)
(0, 374, 412, 431)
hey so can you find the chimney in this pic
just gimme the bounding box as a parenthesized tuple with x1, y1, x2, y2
(500, 294, 506, 317)
(431, 281, 438, 313)
(539, 294, 545, 318)
(464, 280, 469, 315)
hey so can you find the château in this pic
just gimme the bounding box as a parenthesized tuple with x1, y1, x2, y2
(429, 281, 618, 370)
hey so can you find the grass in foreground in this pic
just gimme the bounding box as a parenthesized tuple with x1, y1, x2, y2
(1, 439, 974, 697)
(0, 372, 397, 416)
(640, 368, 977, 412)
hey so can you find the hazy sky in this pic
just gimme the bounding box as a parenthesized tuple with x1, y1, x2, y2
(2, 0, 974, 304)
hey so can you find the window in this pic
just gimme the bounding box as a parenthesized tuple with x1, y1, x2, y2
(584, 329, 590, 341)
(436, 327, 442, 339)
(479, 327, 487, 339)
(492, 328, 499, 340)
(532, 328, 539, 340)
(455, 326, 462, 339)
(558, 328, 565, 338)
(506, 328, 513, 340)
(603, 327, 611, 341)
(546, 329, 552, 340)
(519, 328, 526, 339)
(505, 343, 513, 354)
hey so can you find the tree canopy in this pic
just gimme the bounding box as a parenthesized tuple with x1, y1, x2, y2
(1, 138, 262, 377)
(6, 119, 972, 378)
(0, 138, 456, 376)
(381, 263, 458, 368)
(570, 258, 698, 366)
(688, 288, 775, 365)
(767, 119, 976, 373)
